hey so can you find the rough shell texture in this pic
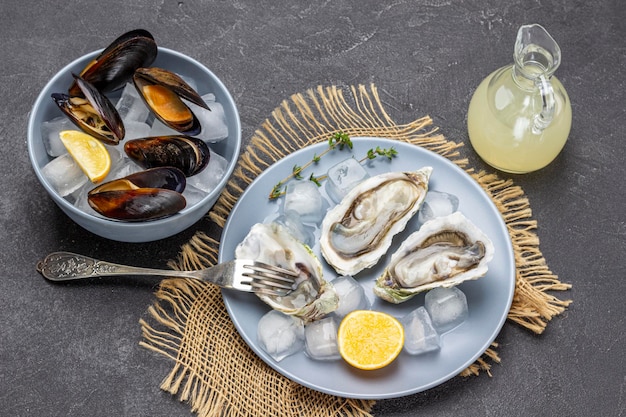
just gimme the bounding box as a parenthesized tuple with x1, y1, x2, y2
(235, 222, 338, 322)
(374, 212, 495, 304)
(320, 167, 432, 276)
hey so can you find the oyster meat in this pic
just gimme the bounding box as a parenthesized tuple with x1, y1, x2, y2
(320, 167, 432, 276)
(235, 222, 338, 322)
(374, 212, 495, 304)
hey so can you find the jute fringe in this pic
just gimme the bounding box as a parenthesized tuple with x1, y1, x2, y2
(140, 84, 571, 417)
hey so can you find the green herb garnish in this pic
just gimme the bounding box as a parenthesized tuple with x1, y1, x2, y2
(268, 133, 397, 199)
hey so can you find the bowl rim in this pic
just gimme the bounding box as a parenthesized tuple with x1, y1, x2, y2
(27, 47, 242, 235)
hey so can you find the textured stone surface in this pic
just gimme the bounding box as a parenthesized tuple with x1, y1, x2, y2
(1, 0, 624, 416)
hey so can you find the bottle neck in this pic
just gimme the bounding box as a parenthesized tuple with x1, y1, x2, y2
(511, 64, 545, 92)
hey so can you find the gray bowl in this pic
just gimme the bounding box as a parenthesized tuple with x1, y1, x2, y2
(27, 47, 241, 242)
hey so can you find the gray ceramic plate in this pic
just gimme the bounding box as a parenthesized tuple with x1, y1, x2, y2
(220, 137, 515, 399)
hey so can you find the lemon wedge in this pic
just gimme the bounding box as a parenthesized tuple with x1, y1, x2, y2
(337, 310, 405, 370)
(59, 130, 111, 183)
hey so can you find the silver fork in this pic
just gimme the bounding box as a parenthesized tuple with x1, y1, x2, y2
(36, 251, 299, 297)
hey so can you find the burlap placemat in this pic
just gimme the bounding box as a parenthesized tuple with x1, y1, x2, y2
(139, 84, 572, 417)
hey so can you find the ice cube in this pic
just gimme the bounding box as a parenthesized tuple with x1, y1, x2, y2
(181, 183, 206, 207)
(185, 148, 228, 193)
(123, 120, 151, 140)
(41, 117, 74, 157)
(73, 187, 92, 214)
(283, 180, 326, 224)
(187, 100, 229, 143)
(99, 158, 142, 186)
(257, 310, 305, 362)
(418, 190, 460, 224)
(41, 153, 88, 197)
(149, 119, 179, 136)
(274, 211, 315, 248)
(325, 158, 370, 204)
(201, 93, 216, 103)
(424, 287, 468, 332)
(304, 316, 341, 361)
(103, 145, 124, 169)
(330, 275, 370, 318)
(115, 82, 150, 123)
(73, 182, 105, 218)
(402, 307, 440, 355)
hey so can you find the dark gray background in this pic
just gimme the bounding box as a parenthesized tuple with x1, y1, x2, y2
(2, 0, 624, 416)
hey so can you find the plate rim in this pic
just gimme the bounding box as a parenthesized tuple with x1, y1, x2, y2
(220, 136, 515, 399)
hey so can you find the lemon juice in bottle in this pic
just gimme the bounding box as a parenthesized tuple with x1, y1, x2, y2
(467, 24, 572, 174)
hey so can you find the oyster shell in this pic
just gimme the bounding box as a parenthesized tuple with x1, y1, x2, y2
(374, 212, 495, 304)
(235, 222, 338, 322)
(320, 167, 432, 276)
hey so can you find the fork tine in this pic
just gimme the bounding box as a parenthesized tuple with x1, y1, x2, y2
(243, 270, 297, 288)
(248, 279, 293, 296)
(247, 261, 299, 281)
(243, 268, 296, 288)
(244, 269, 296, 285)
(244, 274, 295, 290)
(239, 261, 299, 295)
(252, 287, 291, 297)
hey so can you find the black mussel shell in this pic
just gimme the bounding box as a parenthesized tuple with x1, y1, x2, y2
(52, 74, 125, 145)
(89, 167, 187, 195)
(88, 188, 186, 221)
(134, 67, 209, 110)
(124, 136, 210, 177)
(123, 166, 186, 192)
(133, 67, 209, 136)
(69, 29, 158, 96)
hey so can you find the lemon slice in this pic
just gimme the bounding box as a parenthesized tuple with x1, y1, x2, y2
(59, 130, 111, 183)
(337, 310, 405, 370)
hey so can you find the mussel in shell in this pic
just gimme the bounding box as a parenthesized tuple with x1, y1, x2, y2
(88, 167, 187, 221)
(133, 67, 209, 136)
(124, 135, 210, 176)
(90, 166, 187, 194)
(52, 74, 125, 145)
(69, 29, 158, 95)
(88, 188, 186, 221)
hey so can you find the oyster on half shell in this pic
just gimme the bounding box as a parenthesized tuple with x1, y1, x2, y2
(320, 167, 432, 276)
(235, 222, 338, 322)
(374, 212, 495, 304)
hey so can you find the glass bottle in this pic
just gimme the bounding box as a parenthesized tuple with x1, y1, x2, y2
(467, 24, 572, 173)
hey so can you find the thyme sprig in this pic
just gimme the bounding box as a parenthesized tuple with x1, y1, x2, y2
(268, 133, 397, 199)
(362, 146, 398, 162)
(269, 132, 352, 199)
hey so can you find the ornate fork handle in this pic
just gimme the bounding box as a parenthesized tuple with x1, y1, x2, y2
(37, 251, 192, 281)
